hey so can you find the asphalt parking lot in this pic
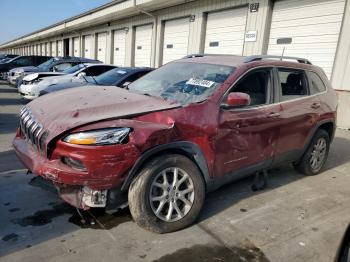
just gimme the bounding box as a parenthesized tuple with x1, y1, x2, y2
(1, 81, 350, 262)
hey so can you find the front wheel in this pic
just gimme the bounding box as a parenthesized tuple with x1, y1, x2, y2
(128, 154, 205, 233)
(294, 129, 330, 176)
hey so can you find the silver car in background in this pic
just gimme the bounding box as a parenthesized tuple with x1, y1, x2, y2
(18, 63, 117, 100)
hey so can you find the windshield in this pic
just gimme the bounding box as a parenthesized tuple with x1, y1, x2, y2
(95, 68, 131, 85)
(128, 62, 234, 105)
(63, 64, 84, 74)
(37, 58, 56, 70)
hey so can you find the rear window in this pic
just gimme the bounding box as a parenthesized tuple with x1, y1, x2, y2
(277, 68, 308, 101)
(308, 71, 327, 95)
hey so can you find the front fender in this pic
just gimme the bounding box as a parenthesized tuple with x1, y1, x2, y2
(121, 141, 213, 192)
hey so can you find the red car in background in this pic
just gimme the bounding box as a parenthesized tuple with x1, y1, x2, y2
(13, 54, 337, 233)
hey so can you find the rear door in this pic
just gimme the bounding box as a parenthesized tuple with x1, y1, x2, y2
(273, 67, 320, 164)
(215, 68, 281, 177)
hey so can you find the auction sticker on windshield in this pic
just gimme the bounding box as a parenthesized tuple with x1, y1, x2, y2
(186, 78, 215, 88)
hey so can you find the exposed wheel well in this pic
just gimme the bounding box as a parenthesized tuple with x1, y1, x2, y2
(318, 122, 334, 141)
(121, 145, 210, 192)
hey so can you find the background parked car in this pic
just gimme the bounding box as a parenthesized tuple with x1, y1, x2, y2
(0, 55, 51, 80)
(19, 63, 117, 100)
(9, 56, 101, 86)
(40, 67, 154, 96)
(0, 54, 18, 63)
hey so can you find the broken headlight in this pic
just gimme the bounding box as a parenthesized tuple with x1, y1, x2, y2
(63, 128, 131, 145)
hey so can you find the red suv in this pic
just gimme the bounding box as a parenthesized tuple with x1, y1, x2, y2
(13, 55, 337, 233)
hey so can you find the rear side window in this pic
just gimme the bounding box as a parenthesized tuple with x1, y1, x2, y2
(277, 69, 308, 101)
(13, 57, 32, 66)
(308, 71, 327, 94)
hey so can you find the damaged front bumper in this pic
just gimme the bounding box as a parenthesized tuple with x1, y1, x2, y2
(13, 132, 140, 209)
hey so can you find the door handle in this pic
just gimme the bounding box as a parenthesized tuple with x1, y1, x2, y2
(311, 102, 321, 109)
(267, 112, 280, 118)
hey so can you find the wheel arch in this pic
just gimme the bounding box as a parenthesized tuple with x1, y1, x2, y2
(303, 119, 335, 155)
(121, 141, 213, 192)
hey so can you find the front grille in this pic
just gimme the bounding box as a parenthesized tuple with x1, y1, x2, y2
(19, 107, 47, 154)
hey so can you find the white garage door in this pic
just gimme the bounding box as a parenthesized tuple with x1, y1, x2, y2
(134, 24, 153, 67)
(57, 40, 63, 56)
(162, 17, 190, 64)
(40, 44, 44, 55)
(205, 8, 247, 55)
(45, 43, 49, 56)
(97, 32, 107, 63)
(73, 37, 80, 57)
(268, 0, 345, 78)
(83, 35, 92, 59)
(113, 30, 126, 66)
(51, 42, 56, 57)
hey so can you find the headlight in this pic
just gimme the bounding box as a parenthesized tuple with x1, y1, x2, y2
(63, 128, 131, 145)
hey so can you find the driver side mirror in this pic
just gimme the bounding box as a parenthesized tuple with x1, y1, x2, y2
(121, 81, 131, 88)
(77, 72, 87, 79)
(52, 66, 58, 72)
(222, 92, 251, 108)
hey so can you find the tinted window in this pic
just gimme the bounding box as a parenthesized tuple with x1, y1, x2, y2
(119, 71, 149, 86)
(55, 62, 73, 72)
(95, 68, 132, 85)
(278, 69, 308, 101)
(82, 66, 114, 76)
(231, 69, 272, 106)
(308, 71, 327, 94)
(63, 64, 85, 74)
(13, 57, 32, 66)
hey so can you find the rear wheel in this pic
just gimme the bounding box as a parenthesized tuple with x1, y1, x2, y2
(128, 154, 205, 233)
(294, 129, 330, 176)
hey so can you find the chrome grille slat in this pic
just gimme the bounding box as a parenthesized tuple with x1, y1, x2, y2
(19, 107, 47, 153)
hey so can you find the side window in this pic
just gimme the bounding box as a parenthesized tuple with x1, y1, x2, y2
(55, 62, 73, 72)
(308, 71, 327, 95)
(230, 69, 272, 107)
(120, 71, 148, 86)
(277, 69, 308, 101)
(13, 57, 32, 66)
(83, 66, 112, 76)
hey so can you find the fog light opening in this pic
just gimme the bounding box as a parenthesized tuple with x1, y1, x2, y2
(82, 187, 108, 208)
(62, 156, 87, 171)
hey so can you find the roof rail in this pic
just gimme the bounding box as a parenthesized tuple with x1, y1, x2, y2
(183, 53, 237, 59)
(244, 55, 312, 65)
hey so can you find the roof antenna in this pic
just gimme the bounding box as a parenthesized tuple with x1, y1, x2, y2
(281, 46, 285, 61)
(276, 37, 292, 62)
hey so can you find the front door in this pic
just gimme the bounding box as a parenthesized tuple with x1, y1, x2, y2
(215, 68, 281, 178)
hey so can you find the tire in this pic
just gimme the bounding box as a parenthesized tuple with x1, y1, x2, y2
(294, 129, 330, 176)
(128, 154, 205, 233)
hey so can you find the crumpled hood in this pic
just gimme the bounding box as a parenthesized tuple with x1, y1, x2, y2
(26, 86, 180, 141)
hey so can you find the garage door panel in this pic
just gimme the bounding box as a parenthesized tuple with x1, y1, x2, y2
(135, 24, 153, 67)
(73, 37, 80, 57)
(270, 23, 343, 36)
(113, 30, 126, 66)
(97, 32, 107, 63)
(205, 7, 247, 55)
(271, 14, 342, 28)
(268, 0, 345, 78)
(83, 35, 92, 59)
(162, 18, 190, 64)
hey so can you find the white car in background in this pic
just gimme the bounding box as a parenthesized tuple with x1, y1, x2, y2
(18, 63, 117, 100)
